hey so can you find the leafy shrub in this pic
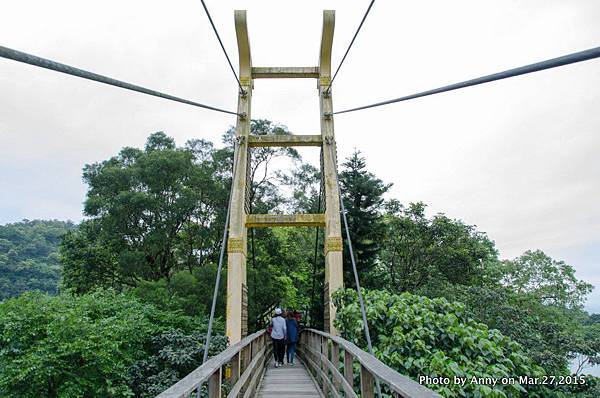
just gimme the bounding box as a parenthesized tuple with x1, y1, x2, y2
(333, 288, 557, 397)
(0, 290, 225, 397)
(129, 329, 227, 397)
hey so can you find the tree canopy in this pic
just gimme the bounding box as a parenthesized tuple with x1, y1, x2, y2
(340, 150, 391, 287)
(60, 132, 232, 291)
(0, 290, 226, 397)
(501, 250, 593, 309)
(378, 200, 498, 292)
(2, 125, 597, 397)
(0, 219, 75, 300)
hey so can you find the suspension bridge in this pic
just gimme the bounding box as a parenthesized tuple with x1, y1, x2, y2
(2, 2, 599, 397)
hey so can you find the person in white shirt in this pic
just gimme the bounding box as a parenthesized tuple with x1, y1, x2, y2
(270, 308, 287, 367)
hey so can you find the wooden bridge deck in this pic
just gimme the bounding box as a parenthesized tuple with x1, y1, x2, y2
(257, 360, 322, 398)
(156, 329, 441, 398)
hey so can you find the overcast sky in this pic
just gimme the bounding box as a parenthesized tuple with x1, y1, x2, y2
(1, 0, 599, 312)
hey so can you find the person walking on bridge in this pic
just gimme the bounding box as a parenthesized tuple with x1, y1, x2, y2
(270, 308, 286, 367)
(285, 309, 299, 366)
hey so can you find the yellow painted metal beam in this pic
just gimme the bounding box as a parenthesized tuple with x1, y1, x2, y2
(246, 214, 325, 228)
(248, 135, 322, 147)
(252, 66, 319, 79)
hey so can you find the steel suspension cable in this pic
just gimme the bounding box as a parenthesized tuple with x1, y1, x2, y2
(0, 45, 239, 116)
(334, 46, 600, 115)
(326, 0, 376, 94)
(203, 140, 240, 363)
(327, 142, 382, 398)
(198, 0, 246, 94)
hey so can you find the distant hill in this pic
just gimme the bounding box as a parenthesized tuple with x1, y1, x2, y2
(0, 219, 76, 300)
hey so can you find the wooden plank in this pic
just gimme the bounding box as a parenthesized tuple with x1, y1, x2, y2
(301, 344, 356, 398)
(241, 345, 251, 376)
(246, 214, 325, 228)
(360, 365, 374, 398)
(243, 359, 266, 398)
(321, 336, 329, 397)
(344, 349, 354, 391)
(319, 352, 356, 398)
(252, 66, 319, 78)
(208, 368, 221, 398)
(230, 353, 240, 388)
(226, 347, 265, 398)
(298, 351, 340, 398)
(332, 342, 340, 393)
(248, 134, 322, 147)
(257, 361, 321, 398)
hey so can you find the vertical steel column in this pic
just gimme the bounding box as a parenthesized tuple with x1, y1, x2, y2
(319, 10, 344, 335)
(226, 10, 252, 344)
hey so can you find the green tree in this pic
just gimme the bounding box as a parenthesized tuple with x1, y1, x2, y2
(442, 284, 584, 375)
(0, 290, 225, 397)
(277, 162, 321, 213)
(0, 219, 75, 300)
(60, 132, 230, 291)
(571, 313, 600, 376)
(339, 151, 391, 287)
(380, 201, 498, 292)
(500, 250, 593, 309)
(423, 251, 597, 376)
(244, 119, 299, 213)
(129, 268, 226, 318)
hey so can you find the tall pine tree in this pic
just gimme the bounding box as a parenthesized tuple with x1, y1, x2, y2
(339, 151, 391, 287)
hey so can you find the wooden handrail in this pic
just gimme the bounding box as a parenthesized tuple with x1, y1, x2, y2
(298, 329, 442, 398)
(156, 330, 270, 398)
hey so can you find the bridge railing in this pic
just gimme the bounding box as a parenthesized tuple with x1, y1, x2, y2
(156, 330, 270, 398)
(298, 329, 441, 398)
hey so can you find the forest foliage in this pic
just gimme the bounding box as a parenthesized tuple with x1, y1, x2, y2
(0, 219, 75, 300)
(0, 124, 598, 397)
(0, 290, 226, 397)
(334, 289, 554, 397)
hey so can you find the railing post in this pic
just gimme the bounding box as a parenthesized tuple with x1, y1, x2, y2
(344, 350, 354, 391)
(360, 365, 374, 398)
(309, 332, 316, 377)
(208, 368, 222, 398)
(241, 345, 251, 374)
(230, 352, 240, 388)
(332, 341, 340, 394)
(321, 336, 329, 397)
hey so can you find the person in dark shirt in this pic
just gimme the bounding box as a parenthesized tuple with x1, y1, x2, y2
(285, 309, 299, 365)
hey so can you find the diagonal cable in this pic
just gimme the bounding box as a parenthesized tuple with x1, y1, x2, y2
(199, 0, 245, 94)
(0, 45, 240, 116)
(334, 46, 600, 115)
(203, 140, 240, 363)
(326, 0, 376, 94)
